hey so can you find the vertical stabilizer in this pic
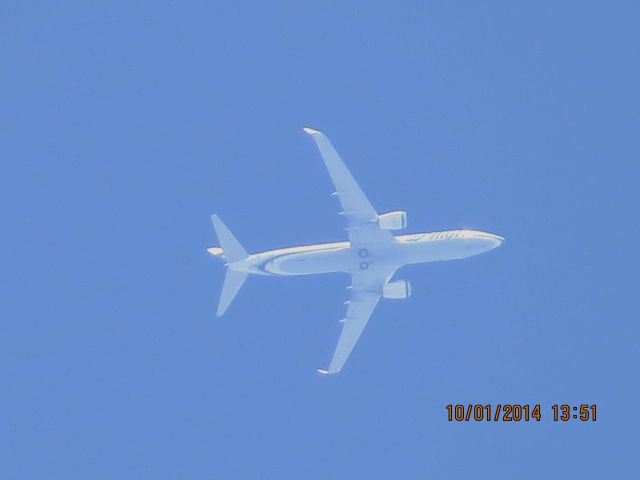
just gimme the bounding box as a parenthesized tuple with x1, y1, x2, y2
(217, 269, 248, 316)
(210, 214, 248, 262)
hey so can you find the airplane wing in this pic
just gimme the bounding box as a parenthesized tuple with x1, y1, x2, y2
(318, 266, 397, 375)
(304, 127, 394, 246)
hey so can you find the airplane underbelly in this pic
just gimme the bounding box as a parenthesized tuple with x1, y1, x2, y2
(265, 249, 350, 275)
(406, 239, 481, 263)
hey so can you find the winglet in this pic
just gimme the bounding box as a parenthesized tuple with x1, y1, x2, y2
(317, 368, 330, 375)
(303, 127, 322, 135)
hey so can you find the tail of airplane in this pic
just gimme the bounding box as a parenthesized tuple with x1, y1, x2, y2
(208, 214, 249, 316)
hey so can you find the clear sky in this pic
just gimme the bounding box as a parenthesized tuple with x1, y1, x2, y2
(2, 1, 638, 478)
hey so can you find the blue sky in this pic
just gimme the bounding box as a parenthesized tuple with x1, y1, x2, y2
(2, 1, 638, 478)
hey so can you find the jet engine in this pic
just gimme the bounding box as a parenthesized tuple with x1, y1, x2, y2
(383, 280, 412, 299)
(377, 210, 407, 230)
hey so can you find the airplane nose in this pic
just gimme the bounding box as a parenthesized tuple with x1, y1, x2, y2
(490, 233, 505, 247)
(476, 232, 505, 249)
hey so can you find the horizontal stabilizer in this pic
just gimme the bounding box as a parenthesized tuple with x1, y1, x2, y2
(217, 268, 248, 316)
(210, 214, 248, 262)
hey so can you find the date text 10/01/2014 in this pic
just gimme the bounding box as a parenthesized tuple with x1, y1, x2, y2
(446, 404, 597, 422)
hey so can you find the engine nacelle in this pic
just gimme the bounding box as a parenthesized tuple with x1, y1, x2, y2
(377, 210, 407, 230)
(383, 280, 412, 299)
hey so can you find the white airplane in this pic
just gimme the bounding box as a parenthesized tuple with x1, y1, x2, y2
(208, 127, 504, 375)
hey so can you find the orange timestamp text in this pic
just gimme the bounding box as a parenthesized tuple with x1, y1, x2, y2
(446, 404, 597, 422)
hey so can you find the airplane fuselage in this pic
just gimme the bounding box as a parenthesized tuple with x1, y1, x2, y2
(214, 229, 504, 277)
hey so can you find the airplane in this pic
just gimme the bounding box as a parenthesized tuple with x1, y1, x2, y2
(208, 127, 504, 375)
